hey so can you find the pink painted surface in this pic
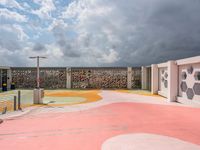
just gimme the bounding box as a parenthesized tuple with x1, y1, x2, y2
(0, 102, 200, 150)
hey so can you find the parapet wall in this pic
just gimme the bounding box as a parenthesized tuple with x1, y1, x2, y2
(71, 68, 128, 89)
(177, 57, 200, 103)
(11, 67, 66, 89)
(146, 56, 200, 103)
(11, 67, 141, 89)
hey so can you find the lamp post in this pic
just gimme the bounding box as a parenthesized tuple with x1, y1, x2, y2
(29, 56, 46, 104)
(29, 56, 47, 88)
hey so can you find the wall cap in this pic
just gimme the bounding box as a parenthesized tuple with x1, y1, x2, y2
(0, 66, 10, 69)
(176, 56, 200, 65)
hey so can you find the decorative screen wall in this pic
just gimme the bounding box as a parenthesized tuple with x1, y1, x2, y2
(11, 68, 66, 89)
(179, 63, 200, 101)
(158, 67, 168, 97)
(40, 68, 66, 89)
(11, 67, 142, 89)
(71, 68, 127, 89)
(12, 68, 36, 88)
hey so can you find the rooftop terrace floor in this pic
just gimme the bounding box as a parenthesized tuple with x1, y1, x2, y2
(0, 90, 200, 150)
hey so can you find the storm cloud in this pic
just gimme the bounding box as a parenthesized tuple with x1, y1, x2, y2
(0, 0, 200, 67)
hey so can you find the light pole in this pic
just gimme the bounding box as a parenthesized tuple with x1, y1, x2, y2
(29, 56, 47, 89)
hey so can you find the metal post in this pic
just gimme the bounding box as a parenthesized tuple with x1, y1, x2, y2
(18, 90, 21, 110)
(29, 56, 46, 89)
(37, 56, 40, 88)
(14, 96, 17, 111)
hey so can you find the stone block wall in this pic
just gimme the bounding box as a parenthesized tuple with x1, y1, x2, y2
(11, 67, 141, 89)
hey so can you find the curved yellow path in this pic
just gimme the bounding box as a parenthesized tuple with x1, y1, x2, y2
(44, 90, 102, 106)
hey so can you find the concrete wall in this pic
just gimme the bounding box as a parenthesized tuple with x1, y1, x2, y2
(148, 56, 200, 103)
(177, 58, 200, 103)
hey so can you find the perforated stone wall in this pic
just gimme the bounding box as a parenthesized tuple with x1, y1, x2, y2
(71, 68, 128, 89)
(11, 67, 141, 89)
(11, 67, 66, 89)
(158, 67, 168, 97)
(179, 63, 200, 101)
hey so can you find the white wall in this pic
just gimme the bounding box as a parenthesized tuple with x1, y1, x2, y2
(178, 63, 200, 102)
(150, 56, 200, 103)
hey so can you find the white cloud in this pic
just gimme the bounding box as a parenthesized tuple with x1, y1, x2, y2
(0, 25, 25, 52)
(61, 0, 86, 19)
(1, 0, 200, 67)
(98, 49, 120, 63)
(0, 24, 29, 42)
(22, 2, 31, 10)
(13, 24, 29, 41)
(59, 0, 122, 64)
(0, 8, 27, 22)
(62, 0, 113, 21)
(0, 0, 23, 10)
(46, 43, 63, 57)
(32, 0, 56, 19)
(48, 18, 68, 31)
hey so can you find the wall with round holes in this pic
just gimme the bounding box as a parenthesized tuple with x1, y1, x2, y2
(179, 63, 200, 101)
(158, 67, 168, 97)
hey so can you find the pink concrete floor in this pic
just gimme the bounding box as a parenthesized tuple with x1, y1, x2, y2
(0, 102, 200, 150)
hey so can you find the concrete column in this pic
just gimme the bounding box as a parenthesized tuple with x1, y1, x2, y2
(7, 69, 12, 90)
(167, 61, 178, 102)
(142, 66, 147, 90)
(66, 68, 71, 89)
(127, 67, 132, 89)
(33, 89, 44, 104)
(151, 64, 159, 94)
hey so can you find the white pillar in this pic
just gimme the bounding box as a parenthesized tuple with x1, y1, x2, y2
(151, 64, 159, 94)
(7, 69, 12, 90)
(142, 66, 147, 90)
(167, 61, 178, 102)
(127, 67, 132, 89)
(66, 68, 71, 89)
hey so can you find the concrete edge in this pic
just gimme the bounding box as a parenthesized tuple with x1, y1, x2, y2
(0, 106, 38, 120)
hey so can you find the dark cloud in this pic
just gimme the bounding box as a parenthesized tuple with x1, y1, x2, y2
(33, 43, 46, 51)
(102, 0, 200, 66)
(55, 0, 200, 66)
(51, 24, 81, 58)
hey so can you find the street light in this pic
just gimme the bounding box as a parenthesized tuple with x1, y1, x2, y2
(29, 56, 47, 89)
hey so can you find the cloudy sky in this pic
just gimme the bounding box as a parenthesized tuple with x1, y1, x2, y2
(0, 0, 200, 67)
